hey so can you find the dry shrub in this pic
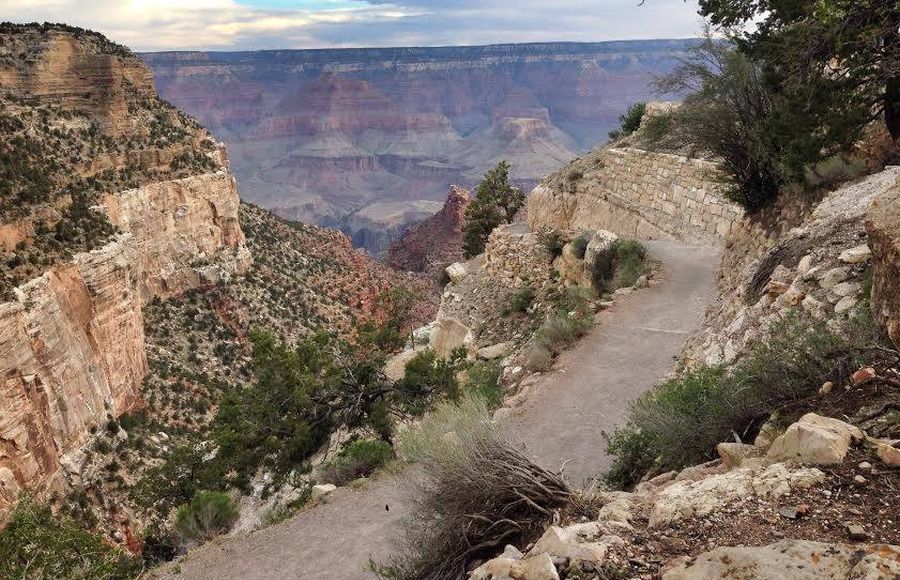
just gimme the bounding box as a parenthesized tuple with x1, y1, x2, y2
(379, 395, 572, 580)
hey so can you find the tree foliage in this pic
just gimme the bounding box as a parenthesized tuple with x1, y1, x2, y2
(463, 161, 525, 257)
(700, 0, 900, 143)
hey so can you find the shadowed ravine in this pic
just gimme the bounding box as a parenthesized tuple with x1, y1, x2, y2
(155, 240, 721, 580)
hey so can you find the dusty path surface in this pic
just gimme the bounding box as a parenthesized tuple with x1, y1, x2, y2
(155, 240, 720, 580)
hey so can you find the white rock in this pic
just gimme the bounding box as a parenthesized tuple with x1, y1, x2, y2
(311, 484, 337, 500)
(818, 267, 850, 290)
(838, 244, 872, 264)
(529, 523, 607, 563)
(834, 296, 859, 315)
(649, 463, 824, 528)
(477, 342, 513, 360)
(716, 442, 762, 469)
(663, 540, 900, 580)
(796, 255, 814, 276)
(765, 413, 863, 465)
(470, 553, 559, 580)
(832, 281, 861, 297)
(445, 262, 468, 284)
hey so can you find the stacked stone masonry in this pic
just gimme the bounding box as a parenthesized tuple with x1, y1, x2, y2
(527, 147, 743, 245)
(483, 224, 555, 288)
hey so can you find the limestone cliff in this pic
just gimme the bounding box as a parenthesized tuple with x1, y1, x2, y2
(0, 236, 146, 513)
(0, 24, 249, 520)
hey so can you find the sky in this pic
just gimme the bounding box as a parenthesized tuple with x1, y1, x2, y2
(1, 0, 704, 52)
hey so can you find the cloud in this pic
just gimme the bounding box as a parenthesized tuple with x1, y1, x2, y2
(1, 0, 703, 51)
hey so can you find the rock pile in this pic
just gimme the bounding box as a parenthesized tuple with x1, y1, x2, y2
(471, 412, 900, 579)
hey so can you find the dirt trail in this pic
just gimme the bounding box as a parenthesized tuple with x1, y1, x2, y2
(155, 240, 720, 580)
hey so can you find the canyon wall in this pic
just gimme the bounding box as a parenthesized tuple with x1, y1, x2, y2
(103, 171, 251, 301)
(0, 237, 146, 513)
(142, 41, 695, 250)
(0, 25, 250, 520)
(527, 147, 743, 245)
(867, 182, 900, 350)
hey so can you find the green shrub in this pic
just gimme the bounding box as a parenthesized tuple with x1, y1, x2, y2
(534, 313, 592, 354)
(524, 342, 554, 372)
(590, 239, 649, 293)
(506, 285, 536, 315)
(0, 499, 138, 579)
(571, 233, 590, 259)
(538, 229, 566, 258)
(463, 161, 525, 257)
(604, 311, 890, 488)
(396, 348, 465, 415)
(608, 102, 647, 140)
(803, 155, 867, 189)
(611, 240, 649, 289)
(174, 490, 239, 543)
(466, 361, 503, 408)
(319, 439, 395, 486)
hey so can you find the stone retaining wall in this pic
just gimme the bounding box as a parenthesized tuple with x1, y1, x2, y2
(527, 147, 743, 245)
(483, 225, 555, 288)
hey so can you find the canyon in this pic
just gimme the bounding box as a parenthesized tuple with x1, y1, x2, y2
(142, 41, 694, 253)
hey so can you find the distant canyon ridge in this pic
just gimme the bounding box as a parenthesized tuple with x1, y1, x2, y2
(143, 40, 693, 255)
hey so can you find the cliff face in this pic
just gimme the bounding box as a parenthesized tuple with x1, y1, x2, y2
(0, 237, 146, 512)
(103, 171, 251, 301)
(387, 186, 471, 275)
(0, 24, 249, 520)
(142, 41, 694, 249)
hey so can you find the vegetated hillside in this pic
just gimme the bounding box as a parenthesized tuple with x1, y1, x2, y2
(0, 22, 222, 298)
(0, 22, 439, 572)
(142, 41, 694, 251)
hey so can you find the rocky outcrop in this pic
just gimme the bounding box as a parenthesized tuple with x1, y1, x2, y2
(683, 167, 900, 367)
(527, 147, 743, 245)
(103, 171, 251, 301)
(664, 540, 900, 579)
(867, 179, 900, 349)
(0, 25, 155, 136)
(387, 186, 471, 275)
(0, 236, 146, 517)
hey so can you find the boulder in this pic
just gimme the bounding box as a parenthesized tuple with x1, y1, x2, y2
(716, 442, 762, 469)
(430, 317, 474, 358)
(839, 244, 872, 264)
(663, 539, 900, 580)
(583, 230, 618, 267)
(445, 262, 468, 284)
(476, 342, 513, 360)
(311, 484, 337, 500)
(765, 413, 863, 465)
(875, 441, 900, 467)
(529, 523, 607, 563)
(649, 463, 824, 528)
(470, 553, 559, 580)
(596, 491, 636, 527)
(384, 349, 420, 382)
(554, 241, 588, 287)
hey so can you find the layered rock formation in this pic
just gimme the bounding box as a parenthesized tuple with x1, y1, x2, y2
(142, 41, 695, 249)
(0, 237, 146, 513)
(0, 24, 249, 520)
(387, 185, 471, 275)
(103, 171, 250, 301)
